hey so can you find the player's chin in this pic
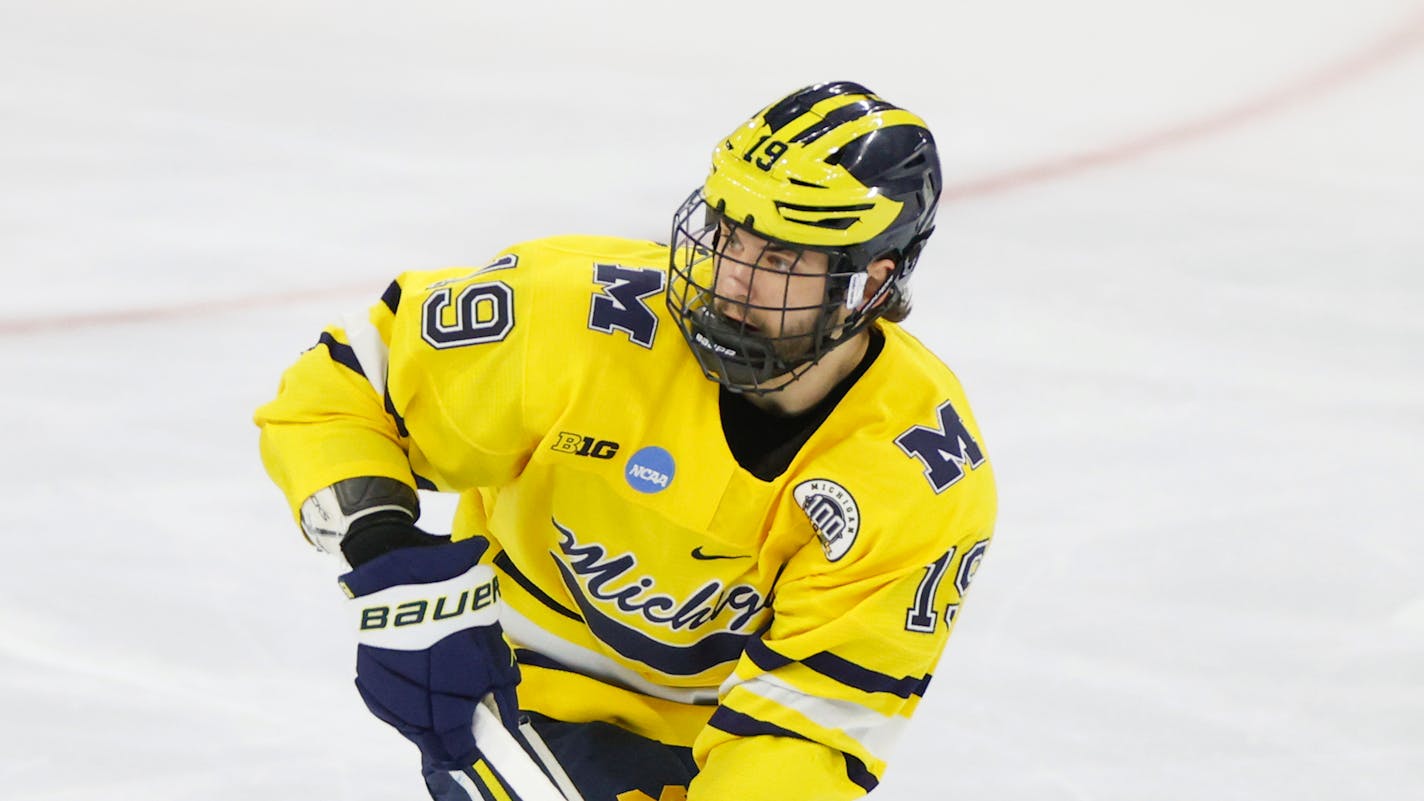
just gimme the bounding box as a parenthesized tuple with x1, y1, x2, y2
(771, 332, 817, 361)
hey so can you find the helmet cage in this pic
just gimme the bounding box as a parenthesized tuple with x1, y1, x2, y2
(667, 189, 902, 394)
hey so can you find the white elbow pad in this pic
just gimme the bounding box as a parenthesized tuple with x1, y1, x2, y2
(299, 477, 420, 557)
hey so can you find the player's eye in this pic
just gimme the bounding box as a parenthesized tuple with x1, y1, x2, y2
(762, 249, 802, 272)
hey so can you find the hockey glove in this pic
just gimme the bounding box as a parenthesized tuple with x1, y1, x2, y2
(339, 532, 522, 770)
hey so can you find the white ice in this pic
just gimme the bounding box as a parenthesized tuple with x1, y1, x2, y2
(2, 1, 1422, 799)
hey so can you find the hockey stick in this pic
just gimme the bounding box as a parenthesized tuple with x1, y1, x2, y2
(444, 699, 570, 801)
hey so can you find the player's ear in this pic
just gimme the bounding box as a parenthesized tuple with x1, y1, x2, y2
(860, 257, 897, 308)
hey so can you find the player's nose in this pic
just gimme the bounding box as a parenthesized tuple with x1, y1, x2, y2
(714, 255, 755, 304)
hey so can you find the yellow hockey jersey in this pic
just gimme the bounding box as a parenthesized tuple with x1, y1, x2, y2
(255, 235, 997, 801)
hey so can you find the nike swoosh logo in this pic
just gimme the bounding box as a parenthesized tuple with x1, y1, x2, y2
(690, 546, 750, 561)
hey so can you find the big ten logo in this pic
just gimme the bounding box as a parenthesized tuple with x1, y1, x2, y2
(550, 431, 620, 460)
(616, 786, 686, 801)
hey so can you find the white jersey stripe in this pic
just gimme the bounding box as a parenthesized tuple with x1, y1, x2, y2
(500, 605, 719, 706)
(338, 309, 390, 396)
(732, 673, 908, 762)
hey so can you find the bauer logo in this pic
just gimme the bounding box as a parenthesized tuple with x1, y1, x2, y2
(357, 576, 500, 631)
(793, 479, 861, 561)
(626, 446, 676, 494)
(693, 332, 738, 357)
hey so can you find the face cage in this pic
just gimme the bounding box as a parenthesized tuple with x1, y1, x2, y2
(666, 190, 891, 395)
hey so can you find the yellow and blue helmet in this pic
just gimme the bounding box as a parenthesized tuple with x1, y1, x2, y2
(668, 81, 943, 393)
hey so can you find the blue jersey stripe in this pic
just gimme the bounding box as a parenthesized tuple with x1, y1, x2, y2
(380, 280, 402, 314)
(749, 638, 932, 699)
(742, 636, 793, 672)
(382, 386, 410, 438)
(800, 650, 931, 699)
(843, 753, 879, 793)
(497, 552, 584, 623)
(317, 332, 365, 377)
(708, 707, 807, 742)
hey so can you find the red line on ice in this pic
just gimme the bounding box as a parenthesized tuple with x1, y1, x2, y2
(940, 7, 1424, 202)
(5, 7, 1423, 336)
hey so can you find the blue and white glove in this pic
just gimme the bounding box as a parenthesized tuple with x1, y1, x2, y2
(338, 532, 522, 770)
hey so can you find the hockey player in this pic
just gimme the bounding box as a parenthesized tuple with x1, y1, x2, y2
(256, 81, 996, 801)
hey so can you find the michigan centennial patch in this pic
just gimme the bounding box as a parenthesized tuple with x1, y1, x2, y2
(793, 479, 861, 561)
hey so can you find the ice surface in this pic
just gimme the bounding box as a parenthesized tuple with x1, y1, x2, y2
(3, 1, 1422, 799)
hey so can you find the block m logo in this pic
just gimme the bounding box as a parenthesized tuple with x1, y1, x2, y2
(589, 263, 665, 348)
(895, 399, 986, 493)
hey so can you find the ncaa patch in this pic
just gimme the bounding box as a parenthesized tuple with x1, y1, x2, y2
(626, 446, 676, 494)
(793, 479, 860, 561)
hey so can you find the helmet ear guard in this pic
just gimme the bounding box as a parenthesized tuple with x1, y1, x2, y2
(843, 273, 869, 311)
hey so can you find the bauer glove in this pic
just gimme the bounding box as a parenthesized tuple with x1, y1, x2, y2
(338, 532, 522, 770)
